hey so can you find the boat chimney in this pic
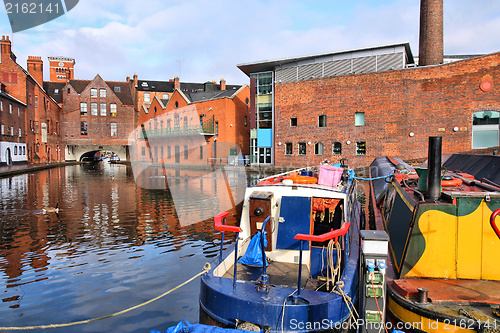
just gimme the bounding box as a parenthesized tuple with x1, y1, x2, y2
(427, 136, 442, 202)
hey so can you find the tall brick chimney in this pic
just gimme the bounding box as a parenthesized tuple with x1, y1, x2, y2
(1, 36, 12, 62)
(419, 0, 443, 66)
(220, 78, 226, 91)
(174, 76, 180, 89)
(27, 56, 44, 85)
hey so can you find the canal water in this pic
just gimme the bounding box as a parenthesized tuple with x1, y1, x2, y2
(0, 163, 257, 332)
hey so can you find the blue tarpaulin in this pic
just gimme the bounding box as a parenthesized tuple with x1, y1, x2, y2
(237, 231, 268, 267)
(152, 319, 258, 333)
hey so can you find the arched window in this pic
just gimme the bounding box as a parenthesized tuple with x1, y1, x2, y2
(472, 111, 499, 149)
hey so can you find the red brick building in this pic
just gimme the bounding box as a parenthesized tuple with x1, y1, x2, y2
(238, 0, 499, 168)
(54, 75, 135, 161)
(48, 56, 75, 83)
(0, 36, 62, 164)
(0, 86, 26, 165)
(133, 85, 250, 166)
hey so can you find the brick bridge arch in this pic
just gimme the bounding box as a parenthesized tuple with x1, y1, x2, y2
(65, 145, 128, 162)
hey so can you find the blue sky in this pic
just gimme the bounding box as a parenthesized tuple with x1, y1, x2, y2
(1, 0, 499, 85)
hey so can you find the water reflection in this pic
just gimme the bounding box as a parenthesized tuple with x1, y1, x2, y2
(0, 163, 249, 332)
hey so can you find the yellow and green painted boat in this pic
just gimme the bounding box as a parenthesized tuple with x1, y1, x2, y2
(370, 153, 500, 333)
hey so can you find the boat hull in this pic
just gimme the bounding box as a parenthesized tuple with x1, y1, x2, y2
(199, 225, 360, 333)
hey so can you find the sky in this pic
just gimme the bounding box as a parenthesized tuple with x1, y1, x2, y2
(1, 0, 499, 85)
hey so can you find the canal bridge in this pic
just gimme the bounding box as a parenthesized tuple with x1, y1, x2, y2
(65, 144, 128, 162)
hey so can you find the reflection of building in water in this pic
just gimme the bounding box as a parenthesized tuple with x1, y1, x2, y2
(134, 167, 246, 227)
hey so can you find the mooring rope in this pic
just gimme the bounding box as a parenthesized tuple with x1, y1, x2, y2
(0, 263, 211, 331)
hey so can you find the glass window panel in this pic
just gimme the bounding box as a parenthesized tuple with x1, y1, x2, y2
(355, 112, 365, 126)
(472, 129, 499, 149)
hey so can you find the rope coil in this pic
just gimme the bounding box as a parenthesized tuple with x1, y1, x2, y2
(0, 263, 211, 331)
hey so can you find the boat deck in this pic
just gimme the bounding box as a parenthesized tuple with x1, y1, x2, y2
(392, 278, 500, 304)
(391, 278, 500, 323)
(223, 261, 323, 290)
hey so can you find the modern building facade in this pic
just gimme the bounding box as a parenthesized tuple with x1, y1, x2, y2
(238, 43, 413, 166)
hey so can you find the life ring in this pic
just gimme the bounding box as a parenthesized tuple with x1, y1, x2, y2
(441, 177, 463, 187)
(284, 175, 318, 184)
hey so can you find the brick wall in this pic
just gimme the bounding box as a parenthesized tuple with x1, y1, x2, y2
(274, 52, 500, 169)
(61, 76, 135, 152)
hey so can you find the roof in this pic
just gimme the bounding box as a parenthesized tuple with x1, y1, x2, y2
(184, 89, 240, 103)
(65, 79, 134, 105)
(0, 89, 26, 105)
(43, 82, 65, 104)
(237, 42, 415, 77)
(137, 80, 174, 92)
(136, 79, 240, 94)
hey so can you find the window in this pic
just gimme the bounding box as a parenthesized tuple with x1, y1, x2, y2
(318, 115, 327, 127)
(167, 146, 171, 159)
(472, 111, 499, 148)
(67, 88, 71, 94)
(54, 89, 59, 94)
(14, 146, 17, 155)
(111, 122, 117, 137)
(244, 116, 248, 126)
(10, 126, 13, 136)
(315, 142, 324, 155)
(356, 141, 366, 155)
(355, 112, 365, 126)
(90, 88, 97, 97)
(285, 142, 293, 155)
(215, 121, 219, 135)
(199, 146, 203, 159)
(35, 121, 39, 134)
(9, 103, 12, 113)
(114, 86, 121, 92)
(161, 146, 164, 160)
(99, 88, 106, 97)
(290, 117, 297, 127)
(183, 116, 188, 129)
(333, 142, 342, 155)
(298, 142, 306, 155)
(141, 147, 145, 162)
(100, 103, 107, 116)
(110, 103, 117, 116)
(144, 93, 150, 103)
(0, 124, 3, 135)
(175, 101, 178, 109)
(35, 96, 38, 108)
(81, 121, 87, 136)
(163, 94, 168, 100)
(184, 145, 188, 159)
(80, 102, 87, 115)
(1, 100, 3, 111)
(18, 128, 21, 137)
(17, 106, 19, 117)
(91, 102, 98, 116)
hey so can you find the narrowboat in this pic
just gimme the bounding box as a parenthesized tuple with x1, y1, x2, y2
(199, 163, 362, 332)
(369, 137, 500, 332)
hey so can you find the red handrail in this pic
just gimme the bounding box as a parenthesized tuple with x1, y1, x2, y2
(214, 211, 242, 233)
(294, 222, 351, 242)
(491, 208, 500, 240)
